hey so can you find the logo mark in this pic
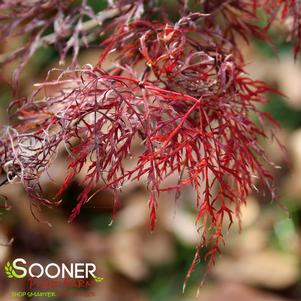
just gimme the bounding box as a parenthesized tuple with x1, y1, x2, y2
(93, 276, 104, 283)
(5, 261, 24, 279)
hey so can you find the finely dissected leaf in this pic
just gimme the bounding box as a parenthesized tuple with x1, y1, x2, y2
(0, 0, 129, 85)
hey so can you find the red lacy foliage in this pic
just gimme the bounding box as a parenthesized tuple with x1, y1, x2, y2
(265, 0, 301, 58)
(0, 0, 296, 283)
(0, 0, 109, 84)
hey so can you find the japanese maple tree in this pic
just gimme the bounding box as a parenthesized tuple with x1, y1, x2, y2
(0, 0, 299, 284)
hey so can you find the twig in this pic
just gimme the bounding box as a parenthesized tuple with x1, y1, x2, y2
(0, 5, 131, 65)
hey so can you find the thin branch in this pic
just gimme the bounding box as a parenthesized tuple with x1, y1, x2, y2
(0, 5, 131, 65)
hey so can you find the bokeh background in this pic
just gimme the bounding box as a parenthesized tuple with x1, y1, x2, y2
(0, 1, 301, 300)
